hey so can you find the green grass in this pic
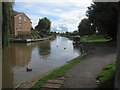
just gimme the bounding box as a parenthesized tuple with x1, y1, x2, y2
(31, 56, 85, 88)
(96, 62, 116, 88)
(60, 35, 74, 40)
(81, 35, 112, 42)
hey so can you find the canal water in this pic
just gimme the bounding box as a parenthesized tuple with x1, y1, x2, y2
(2, 36, 82, 88)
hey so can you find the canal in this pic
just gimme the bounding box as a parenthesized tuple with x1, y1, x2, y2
(2, 36, 82, 88)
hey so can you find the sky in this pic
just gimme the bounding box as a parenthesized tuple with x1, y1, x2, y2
(13, 0, 93, 33)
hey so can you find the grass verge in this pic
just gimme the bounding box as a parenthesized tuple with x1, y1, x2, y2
(31, 56, 86, 88)
(60, 34, 111, 42)
(81, 35, 112, 42)
(96, 61, 116, 88)
(60, 35, 74, 40)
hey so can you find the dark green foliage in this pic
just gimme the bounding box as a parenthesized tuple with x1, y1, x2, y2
(73, 30, 79, 35)
(78, 18, 96, 36)
(15, 30, 40, 39)
(2, 2, 13, 48)
(80, 35, 112, 42)
(86, 2, 118, 40)
(35, 17, 51, 37)
(97, 62, 116, 88)
(60, 31, 80, 40)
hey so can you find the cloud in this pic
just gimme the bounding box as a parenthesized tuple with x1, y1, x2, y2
(54, 9, 63, 12)
(28, 14, 43, 28)
(13, 0, 92, 32)
(15, 0, 92, 7)
(51, 10, 87, 32)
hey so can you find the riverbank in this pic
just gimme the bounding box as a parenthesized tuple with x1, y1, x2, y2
(60, 34, 112, 42)
(15, 41, 116, 89)
(5, 36, 81, 88)
(10, 35, 56, 43)
(80, 35, 112, 42)
(10, 38, 49, 43)
(29, 41, 116, 89)
(16, 67, 58, 88)
(62, 41, 116, 88)
(31, 54, 86, 88)
(4, 37, 114, 88)
(17, 54, 86, 88)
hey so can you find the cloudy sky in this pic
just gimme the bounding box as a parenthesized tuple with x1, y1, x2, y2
(13, 0, 93, 33)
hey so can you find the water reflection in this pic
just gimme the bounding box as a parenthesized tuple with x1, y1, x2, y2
(2, 43, 32, 88)
(3, 36, 82, 88)
(73, 44, 84, 54)
(3, 48, 14, 88)
(11, 44, 32, 67)
(38, 41, 51, 59)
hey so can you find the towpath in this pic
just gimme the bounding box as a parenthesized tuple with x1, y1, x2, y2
(62, 42, 116, 88)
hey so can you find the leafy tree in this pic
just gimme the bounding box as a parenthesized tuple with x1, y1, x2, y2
(2, 2, 14, 48)
(73, 30, 79, 35)
(35, 17, 51, 36)
(78, 18, 95, 36)
(66, 31, 69, 34)
(86, 2, 118, 40)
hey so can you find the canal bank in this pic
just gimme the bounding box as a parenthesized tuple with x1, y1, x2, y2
(62, 41, 116, 88)
(2, 36, 82, 88)
(18, 54, 86, 88)
(30, 41, 116, 89)
(10, 38, 49, 43)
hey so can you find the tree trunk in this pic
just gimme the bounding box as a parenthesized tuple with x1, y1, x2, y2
(0, 1, 2, 90)
(2, 2, 13, 48)
(115, 1, 120, 90)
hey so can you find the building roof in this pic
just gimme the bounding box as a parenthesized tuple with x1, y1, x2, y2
(12, 10, 20, 15)
(12, 10, 31, 20)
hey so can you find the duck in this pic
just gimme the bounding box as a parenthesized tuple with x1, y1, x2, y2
(57, 45, 58, 47)
(26, 68, 32, 72)
(64, 48, 66, 49)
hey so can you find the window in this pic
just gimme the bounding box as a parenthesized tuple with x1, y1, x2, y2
(19, 16, 22, 23)
(24, 17, 26, 21)
(19, 24, 22, 31)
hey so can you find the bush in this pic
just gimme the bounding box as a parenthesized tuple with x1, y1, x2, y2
(48, 35, 56, 40)
(15, 30, 41, 39)
(31, 30, 41, 39)
(97, 62, 116, 88)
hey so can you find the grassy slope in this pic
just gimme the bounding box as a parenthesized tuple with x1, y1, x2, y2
(81, 35, 112, 42)
(31, 56, 85, 88)
(96, 62, 116, 88)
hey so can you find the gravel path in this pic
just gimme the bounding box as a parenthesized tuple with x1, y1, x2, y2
(62, 42, 116, 88)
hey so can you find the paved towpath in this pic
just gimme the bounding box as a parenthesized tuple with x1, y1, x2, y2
(62, 42, 116, 88)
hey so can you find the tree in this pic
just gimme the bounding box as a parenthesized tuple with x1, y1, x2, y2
(35, 17, 51, 37)
(78, 18, 95, 36)
(86, 2, 118, 40)
(2, 2, 14, 48)
(73, 30, 79, 35)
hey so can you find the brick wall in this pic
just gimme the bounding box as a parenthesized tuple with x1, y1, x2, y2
(13, 13, 32, 37)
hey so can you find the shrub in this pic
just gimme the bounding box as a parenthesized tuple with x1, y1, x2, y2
(97, 62, 116, 88)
